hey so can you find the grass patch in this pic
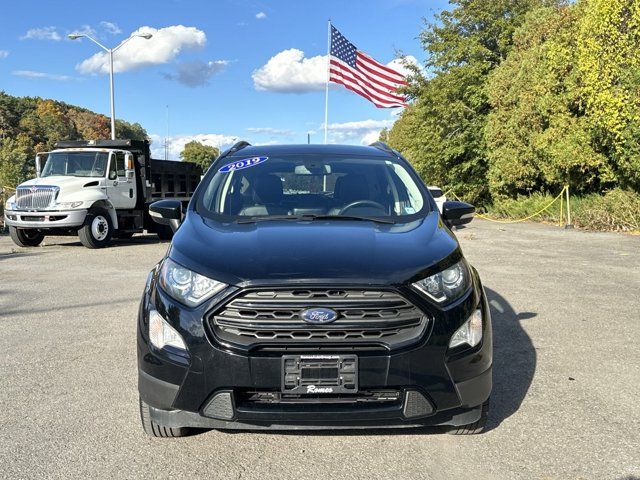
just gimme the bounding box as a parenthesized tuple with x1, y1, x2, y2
(483, 188, 640, 233)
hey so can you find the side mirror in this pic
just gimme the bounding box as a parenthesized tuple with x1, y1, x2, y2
(35, 153, 47, 177)
(125, 153, 135, 182)
(149, 200, 183, 232)
(442, 201, 475, 227)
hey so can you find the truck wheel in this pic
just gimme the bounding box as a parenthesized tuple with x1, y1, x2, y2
(78, 208, 113, 248)
(9, 226, 45, 247)
(448, 400, 489, 435)
(155, 224, 174, 241)
(139, 398, 190, 438)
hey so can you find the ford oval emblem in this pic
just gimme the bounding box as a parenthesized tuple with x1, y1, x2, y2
(300, 308, 338, 324)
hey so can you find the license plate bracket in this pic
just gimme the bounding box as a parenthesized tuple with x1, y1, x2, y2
(282, 355, 358, 394)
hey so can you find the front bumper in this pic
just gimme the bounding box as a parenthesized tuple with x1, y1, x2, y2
(4, 209, 87, 229)
(137, 271, 493, 430)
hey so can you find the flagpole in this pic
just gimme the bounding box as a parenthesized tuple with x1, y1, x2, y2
(324, 19, 331, 144)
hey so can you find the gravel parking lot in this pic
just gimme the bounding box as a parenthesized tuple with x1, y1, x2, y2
(1, 220, 638, 480)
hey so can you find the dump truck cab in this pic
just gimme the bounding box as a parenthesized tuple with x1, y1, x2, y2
(4, 139, 202, 248)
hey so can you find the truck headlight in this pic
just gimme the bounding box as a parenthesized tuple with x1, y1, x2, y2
(56, 201, 84, 209)
(449, 309, 483, 348)
(149, 309, 186, 351)
(411, 259, 471, 304)
(159, 258, 227, 307)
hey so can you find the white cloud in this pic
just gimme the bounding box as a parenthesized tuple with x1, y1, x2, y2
(386, 55, 420, 77)
(163, 60, 228, 87)
(12, 70, 74, 81)
(246, 127, 294, 136)
(0, 50, 9, 58)
(77, 25, 206, 74)
(149, 133, 239, 159)
(255, 12, 267, 19)
(252, 50, 417, 94)
(100, 21, 122, 35)
(70, 24, 97, 38)
(252, 49, 327, 93)
(325, 119, 395, 145)
(20, 27, 61, 41)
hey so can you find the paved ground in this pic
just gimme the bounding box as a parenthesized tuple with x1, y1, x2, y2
(0, 220, 638, 480)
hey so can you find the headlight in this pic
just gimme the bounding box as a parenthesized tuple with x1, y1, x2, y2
(149, 309, 186, 351)
(159, 258, 227, 307)
(449, 309, 483, 349)
(56, 201, 84, 209)
(412, 259, 471, 303)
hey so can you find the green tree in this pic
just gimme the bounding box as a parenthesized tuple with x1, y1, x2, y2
(180, 141, 220, 170)
(388, 0, 555, 203)
(0, 133, 35, 189)
(116, 120, 148, 141)
(577, 0, 640, 190)
(485, 5, 609, 197)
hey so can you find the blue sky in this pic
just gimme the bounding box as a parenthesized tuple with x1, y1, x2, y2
(0, 0, 447, 158)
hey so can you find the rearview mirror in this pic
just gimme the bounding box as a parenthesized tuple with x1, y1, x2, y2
(442, 201, 475, 227)
(149, 200, 183, 232)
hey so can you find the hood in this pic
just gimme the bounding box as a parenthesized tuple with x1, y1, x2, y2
(169, 212, 460, 287)
(19, 176, 104, 201)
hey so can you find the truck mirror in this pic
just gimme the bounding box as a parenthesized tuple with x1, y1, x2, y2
(149, 200, 183, 232)
(125, 153, 135, 180)
(35, 153, 48, 177)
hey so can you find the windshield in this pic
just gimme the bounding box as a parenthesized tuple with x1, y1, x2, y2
(41, 151, 108, 178)
(197, 154, 427, 221)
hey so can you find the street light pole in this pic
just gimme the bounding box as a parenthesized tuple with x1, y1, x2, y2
(68, 32, 153, 140)
(108, 49, 116, 139)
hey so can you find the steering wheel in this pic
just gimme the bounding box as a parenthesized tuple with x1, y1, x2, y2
(338, 200, 387, 215)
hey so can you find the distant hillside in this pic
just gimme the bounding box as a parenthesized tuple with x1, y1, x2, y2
(0, 91, 148, 189)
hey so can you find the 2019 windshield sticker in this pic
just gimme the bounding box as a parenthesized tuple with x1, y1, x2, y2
(219, 156, 268, 173)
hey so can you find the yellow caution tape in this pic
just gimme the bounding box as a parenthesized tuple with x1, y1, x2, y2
(444, 186, 568, 224)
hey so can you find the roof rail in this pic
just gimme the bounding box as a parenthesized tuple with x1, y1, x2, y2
(218, 140, 251, 159)
(369, 141, 396, 155)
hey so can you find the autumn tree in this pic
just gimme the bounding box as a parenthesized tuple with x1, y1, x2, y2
(0, 91, 148, 191)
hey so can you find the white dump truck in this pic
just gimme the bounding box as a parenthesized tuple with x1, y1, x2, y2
(4, 139, 202, 248)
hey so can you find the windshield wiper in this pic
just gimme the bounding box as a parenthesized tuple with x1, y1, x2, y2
(235, 215, 304, 224)
(300, 214, 395, 224)
(235, 214, 395, 224)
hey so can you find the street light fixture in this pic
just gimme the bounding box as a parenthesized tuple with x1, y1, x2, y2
(68, 32, 153, 140)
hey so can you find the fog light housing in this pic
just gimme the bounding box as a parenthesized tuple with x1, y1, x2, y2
(449, 309, 483, 349)
(149, 309, 187, 352)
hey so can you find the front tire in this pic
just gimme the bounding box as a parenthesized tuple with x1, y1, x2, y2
(139, 398, 190, 438)
(9, 226, 44, 247)
(78, 208, 113, 249)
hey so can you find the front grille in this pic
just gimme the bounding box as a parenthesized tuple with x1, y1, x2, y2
(15, 186, 58, 210)
(209, 289, 428, 351)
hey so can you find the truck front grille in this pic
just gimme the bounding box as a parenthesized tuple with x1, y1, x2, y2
(15, 186, 58, 210)
(209, 289, 429, 351)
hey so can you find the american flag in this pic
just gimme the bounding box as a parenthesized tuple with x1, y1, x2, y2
(329, 25, 407, 108)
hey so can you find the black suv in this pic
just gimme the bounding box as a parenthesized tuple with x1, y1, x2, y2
(138, 142, 492, 436)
